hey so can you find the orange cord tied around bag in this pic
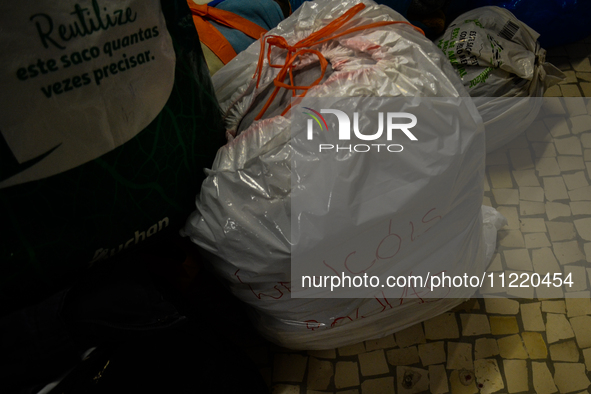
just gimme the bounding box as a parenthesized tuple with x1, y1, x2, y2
(253, 3, 425, 121)
(188, 3, 268, 64)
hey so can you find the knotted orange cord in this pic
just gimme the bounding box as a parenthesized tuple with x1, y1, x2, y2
(252, 3, 425, 121)
(188, 3, 268, 64)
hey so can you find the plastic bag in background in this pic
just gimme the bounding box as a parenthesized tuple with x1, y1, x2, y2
(0, 0, 226, 311)
(183, 0, 502, 350)
(436, 6, 564, 152)
(444, 0, 591, 48)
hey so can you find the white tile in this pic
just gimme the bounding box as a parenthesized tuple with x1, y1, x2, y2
(565, 293, 591, 317)
(532, 361, 558, 394)
(497, 334, 528, 359)
(574, 218, 591, 241)
(549, 340, 580, 362)
(573, 57, 591, 72)
(542, 300, 566, 314)
(446, 342, 472, 370)
(543, 177, 570, 201)
(506, 271, 536, 298)
(474, 338, 499, 359)
(497, 206, 520, 229)
(563, 171, 589, 190)
(564, 266, 588, 292)
(386, 347, 419, 366)
(484, 297, 519, 314)
(339, 342, 366, 356)
(498, 230, 526, 248)
(395, 324, 425, 348)
(582, 132, 591, 148)
(553, 240, 586, 265)
(570, 185, 591, 201)
(571, 202, 591, 215)
(503, 249, 533, 271)
(521, 201, 546, 216)
(492, 189, 519, 205)
(557, 155, 586, 171)
(561, 84, 582, 97)
(449, 370, 477, 394)
(545, 202, 572, 220)
(361, 377, 395, 394)
(534, 142, 557, 158)
(521, 302, 545, 331)
(577, 72, 591, 82)
(532, 247, 562, 274)
(424, 313, 459, 340)
(586, 149, 591, 161)
(553, 363, 591, 393)
(520, 186, 545, 202)
(546, 313, 575, 343)
(335, 361, 360, 389)
(536, 283, 565, 299)
(460, 314, 491, 336)
(520, 218, 547, 233)
(522, 332, 548, 359)
(544, 85, 563, 97)
(396, 366, 429, 394)
(525, 233, 552, 249)
(486, 253, 503, 272)
(560, 70, 578, 84)
(510, 149, 534, 170)
(358, 350, 389, 377)
(554, 136, 583, 155)
(428, 364, 448, 394)
(503, 360, 528, 393)
(488, 165, 513, 189)
(418, 342, 445, 367)
(474, 359, 504, 394)
(536, 157, 562, 176)
(571, 116, 591, 134)
(365, 335, 397, 351)
(543, 117, 571, 138)
(570, 315, 591, 348)
(546, 221, 577, 241)
(307, 357, 334, 390)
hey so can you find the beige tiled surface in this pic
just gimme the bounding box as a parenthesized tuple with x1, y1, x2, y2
(243, 35, 591, 394)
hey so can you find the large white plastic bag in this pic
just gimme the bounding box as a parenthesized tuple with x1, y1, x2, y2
(436, 6, 564, 152)
(183, 0, 493, 350)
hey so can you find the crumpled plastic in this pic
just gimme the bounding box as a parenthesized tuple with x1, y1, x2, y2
(183, 0, 505, 349)
(436, 6, 564, 152)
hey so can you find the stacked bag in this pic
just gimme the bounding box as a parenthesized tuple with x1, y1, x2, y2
(436, 6, 564, 151)
(182, 0, 506, 349)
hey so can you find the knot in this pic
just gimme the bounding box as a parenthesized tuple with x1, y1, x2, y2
(252, 4, 425, 121)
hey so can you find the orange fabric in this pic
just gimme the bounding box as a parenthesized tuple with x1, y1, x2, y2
(253, 3, 425, 120)
(188, 3, 268, 64)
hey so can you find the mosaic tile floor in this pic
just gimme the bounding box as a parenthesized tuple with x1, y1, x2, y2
(239, 34, 591, 394)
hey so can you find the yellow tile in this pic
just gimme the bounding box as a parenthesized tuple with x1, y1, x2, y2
(489, 316, 519, 335)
